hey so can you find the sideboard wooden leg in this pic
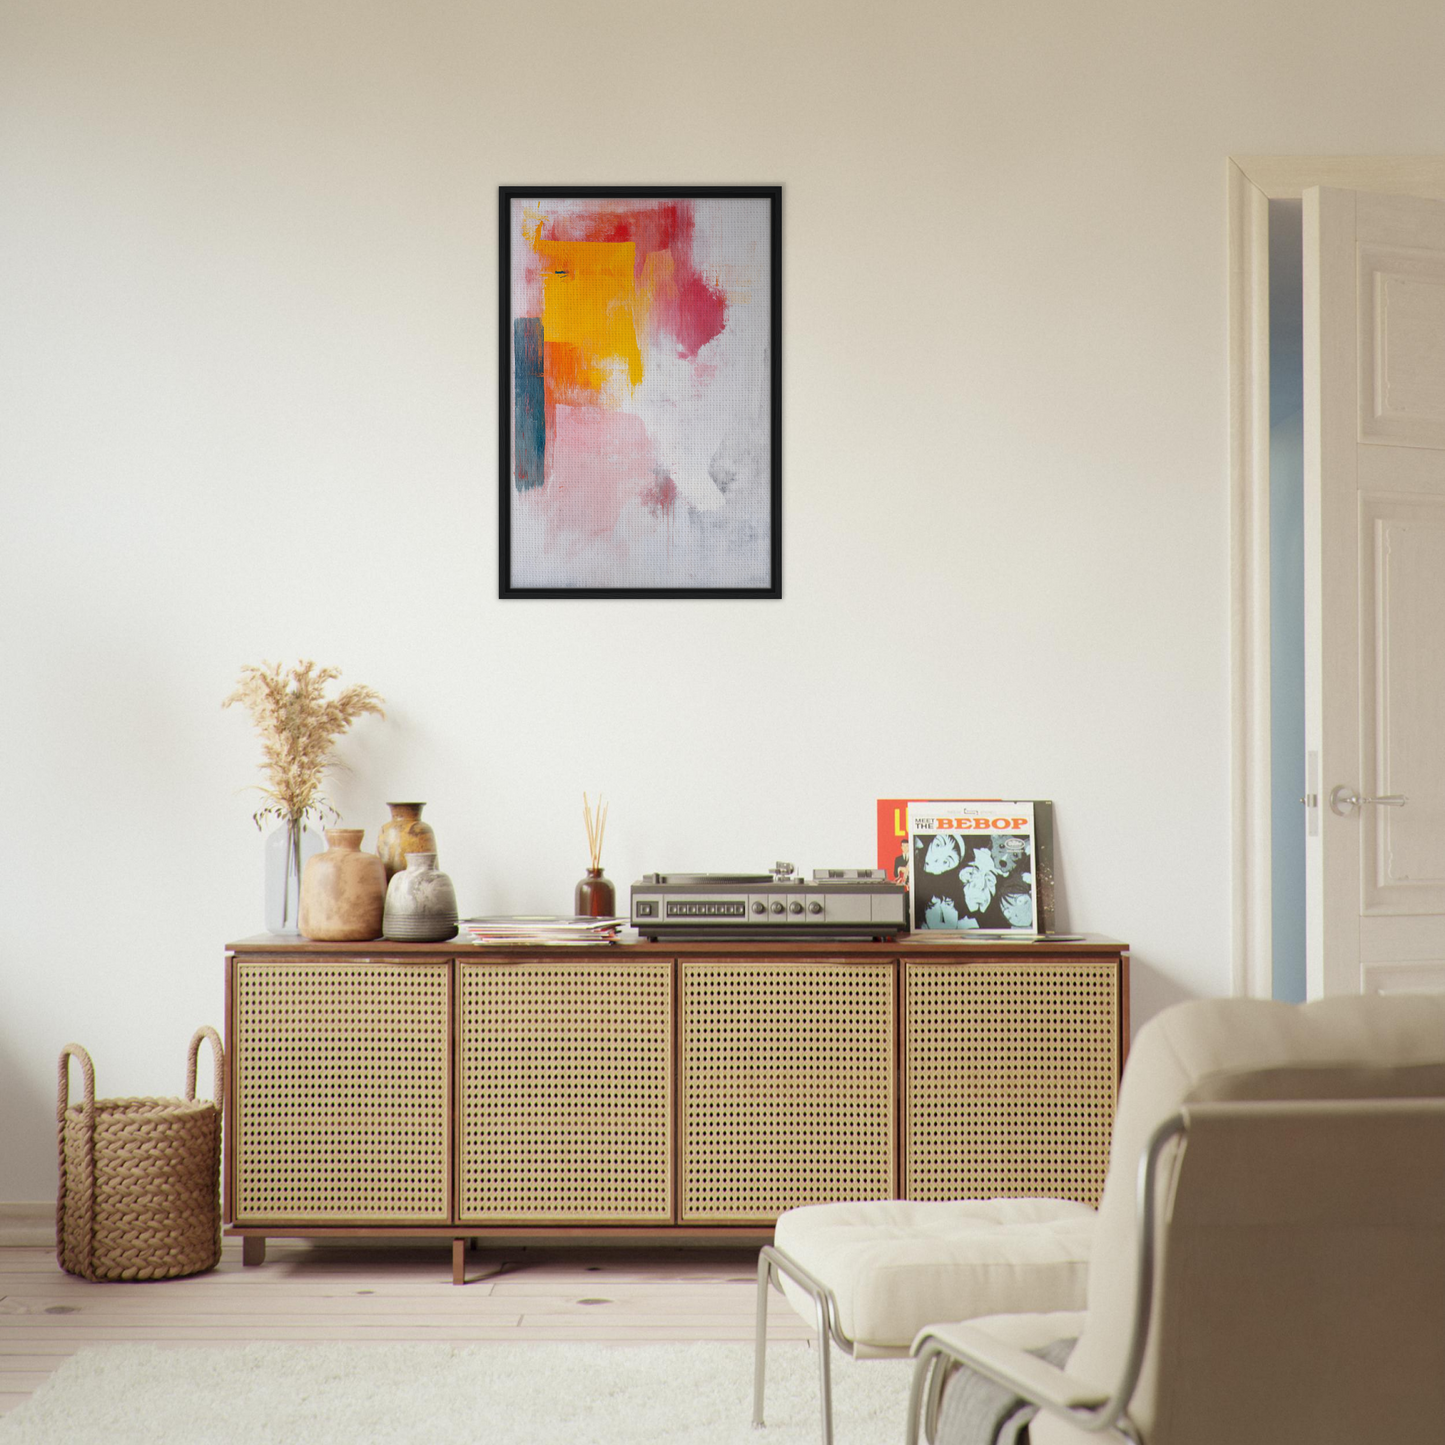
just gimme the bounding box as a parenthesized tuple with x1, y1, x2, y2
(241, 1236, 266, 1268)
(452, 1237, 465, 1285)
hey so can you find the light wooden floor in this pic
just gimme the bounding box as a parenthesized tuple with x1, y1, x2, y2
(0, 1239, 812, 1416)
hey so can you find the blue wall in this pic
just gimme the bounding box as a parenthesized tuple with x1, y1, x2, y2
(1268, 200, 1306, 1003)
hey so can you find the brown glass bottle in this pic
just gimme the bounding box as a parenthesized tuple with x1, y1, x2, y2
(574, 867, 616, 918)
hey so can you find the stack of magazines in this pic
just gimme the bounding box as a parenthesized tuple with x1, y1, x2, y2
(458, 915, 626, 946)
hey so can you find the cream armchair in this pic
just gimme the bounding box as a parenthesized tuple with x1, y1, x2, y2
(907, 993, 1445, 1445)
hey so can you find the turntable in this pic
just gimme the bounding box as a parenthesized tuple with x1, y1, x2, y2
(630, 863, 906, 940)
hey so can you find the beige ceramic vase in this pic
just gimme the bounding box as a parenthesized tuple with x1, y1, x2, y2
(299, 829, 385, 941)
(376, 802, 438, 881)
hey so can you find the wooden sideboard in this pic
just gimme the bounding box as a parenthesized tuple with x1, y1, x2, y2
(224, 935, 1129, 1281)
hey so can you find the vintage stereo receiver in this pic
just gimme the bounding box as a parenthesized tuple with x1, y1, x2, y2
(631, 864, 907, 940)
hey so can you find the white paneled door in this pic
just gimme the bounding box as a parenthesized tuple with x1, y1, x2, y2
(1305, 187, 1445, 996)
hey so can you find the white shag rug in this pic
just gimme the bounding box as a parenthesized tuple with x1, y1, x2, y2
(0, 1341, 914, 1444)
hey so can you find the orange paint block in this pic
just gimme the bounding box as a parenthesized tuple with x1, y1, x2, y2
(538, 239, 644, 388)
(544, 340, 606, 402)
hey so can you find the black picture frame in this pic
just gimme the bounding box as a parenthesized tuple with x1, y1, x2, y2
(499, 185, 782, 599)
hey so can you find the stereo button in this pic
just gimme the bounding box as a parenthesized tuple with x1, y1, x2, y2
(808, 902, 823, 915)
(752, 901, 766, 914)
(770, 902, 785, 915)
(789, 901, 804, 915)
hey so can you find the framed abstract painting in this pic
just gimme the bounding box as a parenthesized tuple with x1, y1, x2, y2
(499, 186, 782, 598)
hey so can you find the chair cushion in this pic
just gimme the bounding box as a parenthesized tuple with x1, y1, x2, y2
(772, 1198, 1096, 1355)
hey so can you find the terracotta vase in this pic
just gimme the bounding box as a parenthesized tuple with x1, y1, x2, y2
(299, 829, 385, 941)
(376, 802, 438, 881)
(383, 853, 459, 942)
(574, 867, 616, 918)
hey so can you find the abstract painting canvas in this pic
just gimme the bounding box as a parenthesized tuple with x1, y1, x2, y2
(499, 186, 781, 598)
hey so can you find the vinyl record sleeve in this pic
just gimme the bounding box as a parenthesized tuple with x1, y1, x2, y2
(877, 798, 1055, 934)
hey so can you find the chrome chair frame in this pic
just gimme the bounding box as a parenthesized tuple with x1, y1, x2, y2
(753, 1243, 871, 1445)
(904, 1114, 1186, 1445)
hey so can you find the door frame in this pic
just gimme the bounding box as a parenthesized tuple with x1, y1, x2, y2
(1227, 157, 1445, 999)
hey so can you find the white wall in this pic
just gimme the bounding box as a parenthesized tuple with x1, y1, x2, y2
(3, 0, 1442, 1200)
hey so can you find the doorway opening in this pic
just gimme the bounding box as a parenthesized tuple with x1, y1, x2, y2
(1230, 158, 1445, 999)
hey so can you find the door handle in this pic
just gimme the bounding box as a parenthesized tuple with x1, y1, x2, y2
(1329, 786, 1408, 816)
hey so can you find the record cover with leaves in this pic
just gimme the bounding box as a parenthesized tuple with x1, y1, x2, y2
(900, 800, 1056, 933)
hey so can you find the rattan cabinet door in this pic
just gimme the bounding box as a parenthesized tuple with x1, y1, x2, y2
(458, 959, 673, 1223)
(904, 960, 1118, 1206)
(679, 959, 896, 1223)
(233, 959, 451, 1223)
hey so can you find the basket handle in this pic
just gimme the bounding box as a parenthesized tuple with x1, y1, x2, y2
(56, 1043, 98, 1277)
(57, 1043, 95, 1125)
(185, 1026, 225, 1108)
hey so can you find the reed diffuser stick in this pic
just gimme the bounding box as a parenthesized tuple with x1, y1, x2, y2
(583, 792, 608, 870)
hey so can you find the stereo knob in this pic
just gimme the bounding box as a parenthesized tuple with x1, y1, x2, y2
(808, 901, 823, 915)
(770, 901, 785, 915)
(789, 901, 804, 915)
(752, 901, 766, 914)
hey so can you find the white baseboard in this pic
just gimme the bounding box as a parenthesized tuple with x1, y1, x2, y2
(0, 1202, 54, 1247)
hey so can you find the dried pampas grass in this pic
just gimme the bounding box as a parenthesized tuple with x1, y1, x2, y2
(223, 660, 385, 828)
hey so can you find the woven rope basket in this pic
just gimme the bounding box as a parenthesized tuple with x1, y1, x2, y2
(57, 1027, 224, 1282)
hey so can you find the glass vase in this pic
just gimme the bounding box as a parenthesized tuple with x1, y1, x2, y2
(264, 819, 323, 935)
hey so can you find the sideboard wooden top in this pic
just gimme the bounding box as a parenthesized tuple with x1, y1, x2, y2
(228, 932, 1127, 958)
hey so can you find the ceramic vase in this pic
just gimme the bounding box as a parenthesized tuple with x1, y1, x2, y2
(383, 853, 459, 942)
(376, 802, 438, 881)
(574, 867, 616, 918)
(299, 829, 386, 941)
(263, 819, 324, 935)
